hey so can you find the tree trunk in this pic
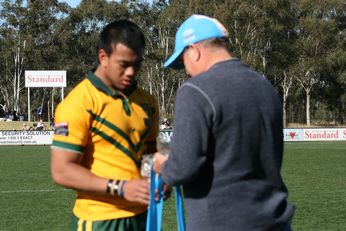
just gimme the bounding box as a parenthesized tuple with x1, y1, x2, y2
(306, 90, 311, 126)
(281, 71, 292, 128)
(12, 40, 25, 116)
(283, 97, 287, 128)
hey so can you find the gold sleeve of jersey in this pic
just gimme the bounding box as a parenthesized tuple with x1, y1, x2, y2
(52, 80, 91, 153)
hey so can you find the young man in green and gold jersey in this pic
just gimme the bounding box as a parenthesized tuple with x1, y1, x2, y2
(51, 19, 160, 231)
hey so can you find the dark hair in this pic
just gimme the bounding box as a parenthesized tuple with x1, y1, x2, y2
(98, 19, 145, 58)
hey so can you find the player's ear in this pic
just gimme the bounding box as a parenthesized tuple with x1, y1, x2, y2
(98, 49, 109, 67)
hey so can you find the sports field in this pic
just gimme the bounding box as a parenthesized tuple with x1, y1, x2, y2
(0, 142, 345, 230)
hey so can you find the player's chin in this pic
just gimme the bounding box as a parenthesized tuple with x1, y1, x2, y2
(114, 83, 129, 91)
(122, 80, 132, 89)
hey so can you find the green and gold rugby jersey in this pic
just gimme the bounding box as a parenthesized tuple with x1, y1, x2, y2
(51, 71, 159, 221)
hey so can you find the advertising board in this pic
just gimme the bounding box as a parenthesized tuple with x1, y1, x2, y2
(25, 70, 66, 87)
(0, 128, 344, 146)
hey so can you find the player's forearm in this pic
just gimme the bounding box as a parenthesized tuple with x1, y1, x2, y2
(51, 163, 150, 204)
(51, 161, 108, 194)
(50, 149, 150, 202)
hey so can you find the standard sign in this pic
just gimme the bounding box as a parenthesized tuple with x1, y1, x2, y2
(25, 70, 66, 87)
(284, 128, 346, 141)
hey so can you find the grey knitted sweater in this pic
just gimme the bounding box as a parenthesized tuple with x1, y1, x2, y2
(161, 59, 295, 231)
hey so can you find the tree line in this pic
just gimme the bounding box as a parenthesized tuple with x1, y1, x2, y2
(0, 0, 345, 127)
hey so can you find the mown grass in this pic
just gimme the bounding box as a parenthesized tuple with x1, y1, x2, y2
(0, 146, 73, 231)
(282, 142, 346, 231)
(0, 142, 345, 230)
(0, 121, 52, 131)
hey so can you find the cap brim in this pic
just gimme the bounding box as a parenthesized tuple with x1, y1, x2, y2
(163, 48, 185, 69)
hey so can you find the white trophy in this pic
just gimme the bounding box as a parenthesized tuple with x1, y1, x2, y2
(156, 132, 171, 156)
(140, 132, 171, 177)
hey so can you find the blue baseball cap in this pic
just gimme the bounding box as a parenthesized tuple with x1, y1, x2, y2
(164, 14, 229, 69)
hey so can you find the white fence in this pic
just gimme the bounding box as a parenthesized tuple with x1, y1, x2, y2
(0, 128, 345, 146)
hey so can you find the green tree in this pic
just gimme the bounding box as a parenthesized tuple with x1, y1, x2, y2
(23, 0, 70, 121)
(135, 0, 187, 120)
(0, 0, 71, 121)
(62, 0, 129, 84)
(291, 0, 344, 126)
(46, 0, 129, 119)
(0, 0, 344, 125)
(0, 0, 27, 118)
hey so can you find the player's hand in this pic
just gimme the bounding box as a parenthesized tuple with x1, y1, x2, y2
(122, 179, 150, 205)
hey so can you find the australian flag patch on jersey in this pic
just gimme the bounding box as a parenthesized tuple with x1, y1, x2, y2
(54, 122, 69, 136)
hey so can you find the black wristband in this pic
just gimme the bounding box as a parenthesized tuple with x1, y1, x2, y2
(113, 180, 120, 196)
(106, 179, 113, 194)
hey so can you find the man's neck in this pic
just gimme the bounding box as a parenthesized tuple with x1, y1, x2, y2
(203, 49, 233, 71)
(94, 67, 110, 88)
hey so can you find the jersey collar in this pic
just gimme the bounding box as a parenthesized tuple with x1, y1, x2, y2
(86, 71, 137, 97)
(87, 71, 137, 116)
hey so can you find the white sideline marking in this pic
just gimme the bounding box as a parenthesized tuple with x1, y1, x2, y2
(0, 189, 71, 193)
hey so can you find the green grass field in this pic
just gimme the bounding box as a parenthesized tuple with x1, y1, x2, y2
(0, 142, 345, 230)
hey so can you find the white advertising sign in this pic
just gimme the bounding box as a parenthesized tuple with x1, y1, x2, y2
(283, 128, 346, 141)
(0, 130, 54, 145)
(303, 128, 346, 141)
(283, 129, 304, 141)
(25, 70, 66, 87)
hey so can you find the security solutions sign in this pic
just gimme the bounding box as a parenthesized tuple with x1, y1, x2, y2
(25, 70, 66, 87)
(0, 130, 54, 145)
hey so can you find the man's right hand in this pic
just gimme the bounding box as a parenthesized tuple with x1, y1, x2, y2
(153, 152, 168, 174)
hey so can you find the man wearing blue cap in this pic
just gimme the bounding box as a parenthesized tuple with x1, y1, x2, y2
(154, 14, 295, 230)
